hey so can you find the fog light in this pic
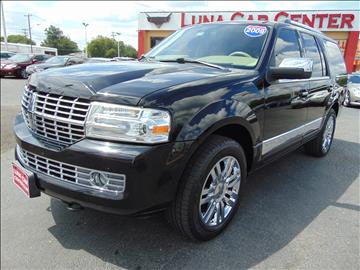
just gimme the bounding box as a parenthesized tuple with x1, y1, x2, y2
(90, 172, 109, 187)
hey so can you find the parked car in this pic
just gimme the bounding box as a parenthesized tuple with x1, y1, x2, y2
(0, 53, 51, 78)
(85, 57, 114, 63)
(0, 51, 16, 60)
(13, 20, 346, 241)
(26, 55, 85, 75)
(344, 73, 360, 107)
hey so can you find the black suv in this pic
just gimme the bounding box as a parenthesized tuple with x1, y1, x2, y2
(13, 20, 347, 241)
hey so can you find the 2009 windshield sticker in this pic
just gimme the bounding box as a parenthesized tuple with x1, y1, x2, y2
(244, 25, 267, 37)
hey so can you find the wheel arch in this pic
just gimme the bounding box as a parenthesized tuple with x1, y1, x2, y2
(185, 118, 257, 173)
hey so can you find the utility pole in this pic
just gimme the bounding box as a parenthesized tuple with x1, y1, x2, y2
(111, 32, 121, 57)
(21, 28, 28, 38)
(1, 1, 8, 50)
(82, 22, 89, 58)
(24, 14, 33, 53)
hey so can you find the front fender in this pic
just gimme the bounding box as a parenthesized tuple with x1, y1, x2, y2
(176, 99, 260, 144)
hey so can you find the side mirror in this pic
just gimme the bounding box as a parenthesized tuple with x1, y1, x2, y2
(32, 59, 38, 63)
(67, 60, 75, 66)
(268, 58, 313, 81)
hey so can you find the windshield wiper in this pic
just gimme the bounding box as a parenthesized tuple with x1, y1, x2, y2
(138, 55, 156, 62)
(159, 58, 227, 70)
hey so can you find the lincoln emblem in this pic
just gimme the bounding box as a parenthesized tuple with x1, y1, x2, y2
(145, 13, 172, 28)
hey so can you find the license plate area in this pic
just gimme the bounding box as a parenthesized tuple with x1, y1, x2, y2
(12, 161, 41, 198)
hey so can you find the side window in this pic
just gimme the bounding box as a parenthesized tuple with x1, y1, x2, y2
(316, 37, 328, 76)
(271, 28, 302, 67)
(34, 55, 44, 61)
(300, 33, 323, 77)
(323, 40, 347, 76)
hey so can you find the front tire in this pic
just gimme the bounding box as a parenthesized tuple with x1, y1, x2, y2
(343, 90, 351, 107)
(304, 109, 336, 157)
(168, 135, 247, 241)
(20, 69, 28, 79)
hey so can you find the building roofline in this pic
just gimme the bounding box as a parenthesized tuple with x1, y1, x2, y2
(140, 9, 359, 13)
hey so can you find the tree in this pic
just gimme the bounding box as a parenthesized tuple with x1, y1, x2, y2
(0, 35, 35, 45)
(41, 25, 79, 55)
(87, 35, 137, 58)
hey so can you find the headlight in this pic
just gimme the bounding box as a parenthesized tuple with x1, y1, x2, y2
(85, 102, 171, 143)
(6, 64, 17, 69)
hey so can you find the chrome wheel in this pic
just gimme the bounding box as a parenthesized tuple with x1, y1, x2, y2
(344, 90, 350, 106)
(199, 156, 241, 227)
(322, 115, 335, 152)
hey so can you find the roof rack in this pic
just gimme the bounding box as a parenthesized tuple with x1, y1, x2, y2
(284, 19, 322, 34)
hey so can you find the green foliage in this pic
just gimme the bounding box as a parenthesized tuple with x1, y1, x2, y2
(105, 48, 117, 58)
(41, 25, 79, 55)
(0, 35, 35, 45)
(87, 35, 137, 58)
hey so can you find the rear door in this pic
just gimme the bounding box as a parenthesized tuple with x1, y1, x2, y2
(322, 39, 348, 105)
(263, 28, 308, 156)
(299, 32, 331, 135)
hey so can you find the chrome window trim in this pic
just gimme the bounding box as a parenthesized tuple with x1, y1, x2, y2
(277, 76, 330, 84)
(262, 117, 323, 155)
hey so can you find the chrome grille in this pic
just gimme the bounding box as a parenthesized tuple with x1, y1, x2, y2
(21, 86, 90, 147)
(17, 146, 126, 194)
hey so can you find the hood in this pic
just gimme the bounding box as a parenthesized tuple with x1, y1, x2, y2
(1, 59, 15, 65)
(1, 59, 30, 65)
(29, 61, 239, 106)
(31, 62, 64, 69)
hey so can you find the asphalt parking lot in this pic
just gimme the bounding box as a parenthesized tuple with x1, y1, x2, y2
(1, 78, 359, 270)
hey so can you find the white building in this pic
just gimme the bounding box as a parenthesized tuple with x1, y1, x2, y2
(1, 42, 57, 55)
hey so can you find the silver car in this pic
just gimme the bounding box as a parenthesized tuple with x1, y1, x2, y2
(344, 73, 360, 107)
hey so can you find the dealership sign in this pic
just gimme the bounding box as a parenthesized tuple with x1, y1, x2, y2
(139, 10, 360, 31)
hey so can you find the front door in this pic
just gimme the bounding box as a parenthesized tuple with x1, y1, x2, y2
(263, 28, 308, 157)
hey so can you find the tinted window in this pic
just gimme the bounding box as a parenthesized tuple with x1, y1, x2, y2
(317, 37, 328, 76)
(271, 29, 301, 67)
(301, 33, 323, 77)
(323, 40, 346, 76)
(34, 55, 44, 61)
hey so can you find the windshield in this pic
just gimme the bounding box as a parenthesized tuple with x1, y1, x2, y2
(45, 56, 69, 65)
(349, 75, 360, 84)
(147, 23, 270, 69)
(9, 54, 33, 62)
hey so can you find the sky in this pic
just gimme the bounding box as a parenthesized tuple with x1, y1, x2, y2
(1, 1, 358, 50)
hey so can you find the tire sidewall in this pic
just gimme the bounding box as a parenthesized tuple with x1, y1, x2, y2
(320, 110, 336, 155)
(343, 90, 350, 107)
(189, 141, 247, 240)
(20, 69, 28, 79)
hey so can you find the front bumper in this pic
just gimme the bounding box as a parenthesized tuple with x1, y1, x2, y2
(14, 113, 191, 215)
(349, 91, 360, 106)
(0, 68, 18, 77)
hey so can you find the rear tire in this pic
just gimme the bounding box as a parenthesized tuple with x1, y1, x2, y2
(168, 135, 247, 241)
(304, 109, 336, 157)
